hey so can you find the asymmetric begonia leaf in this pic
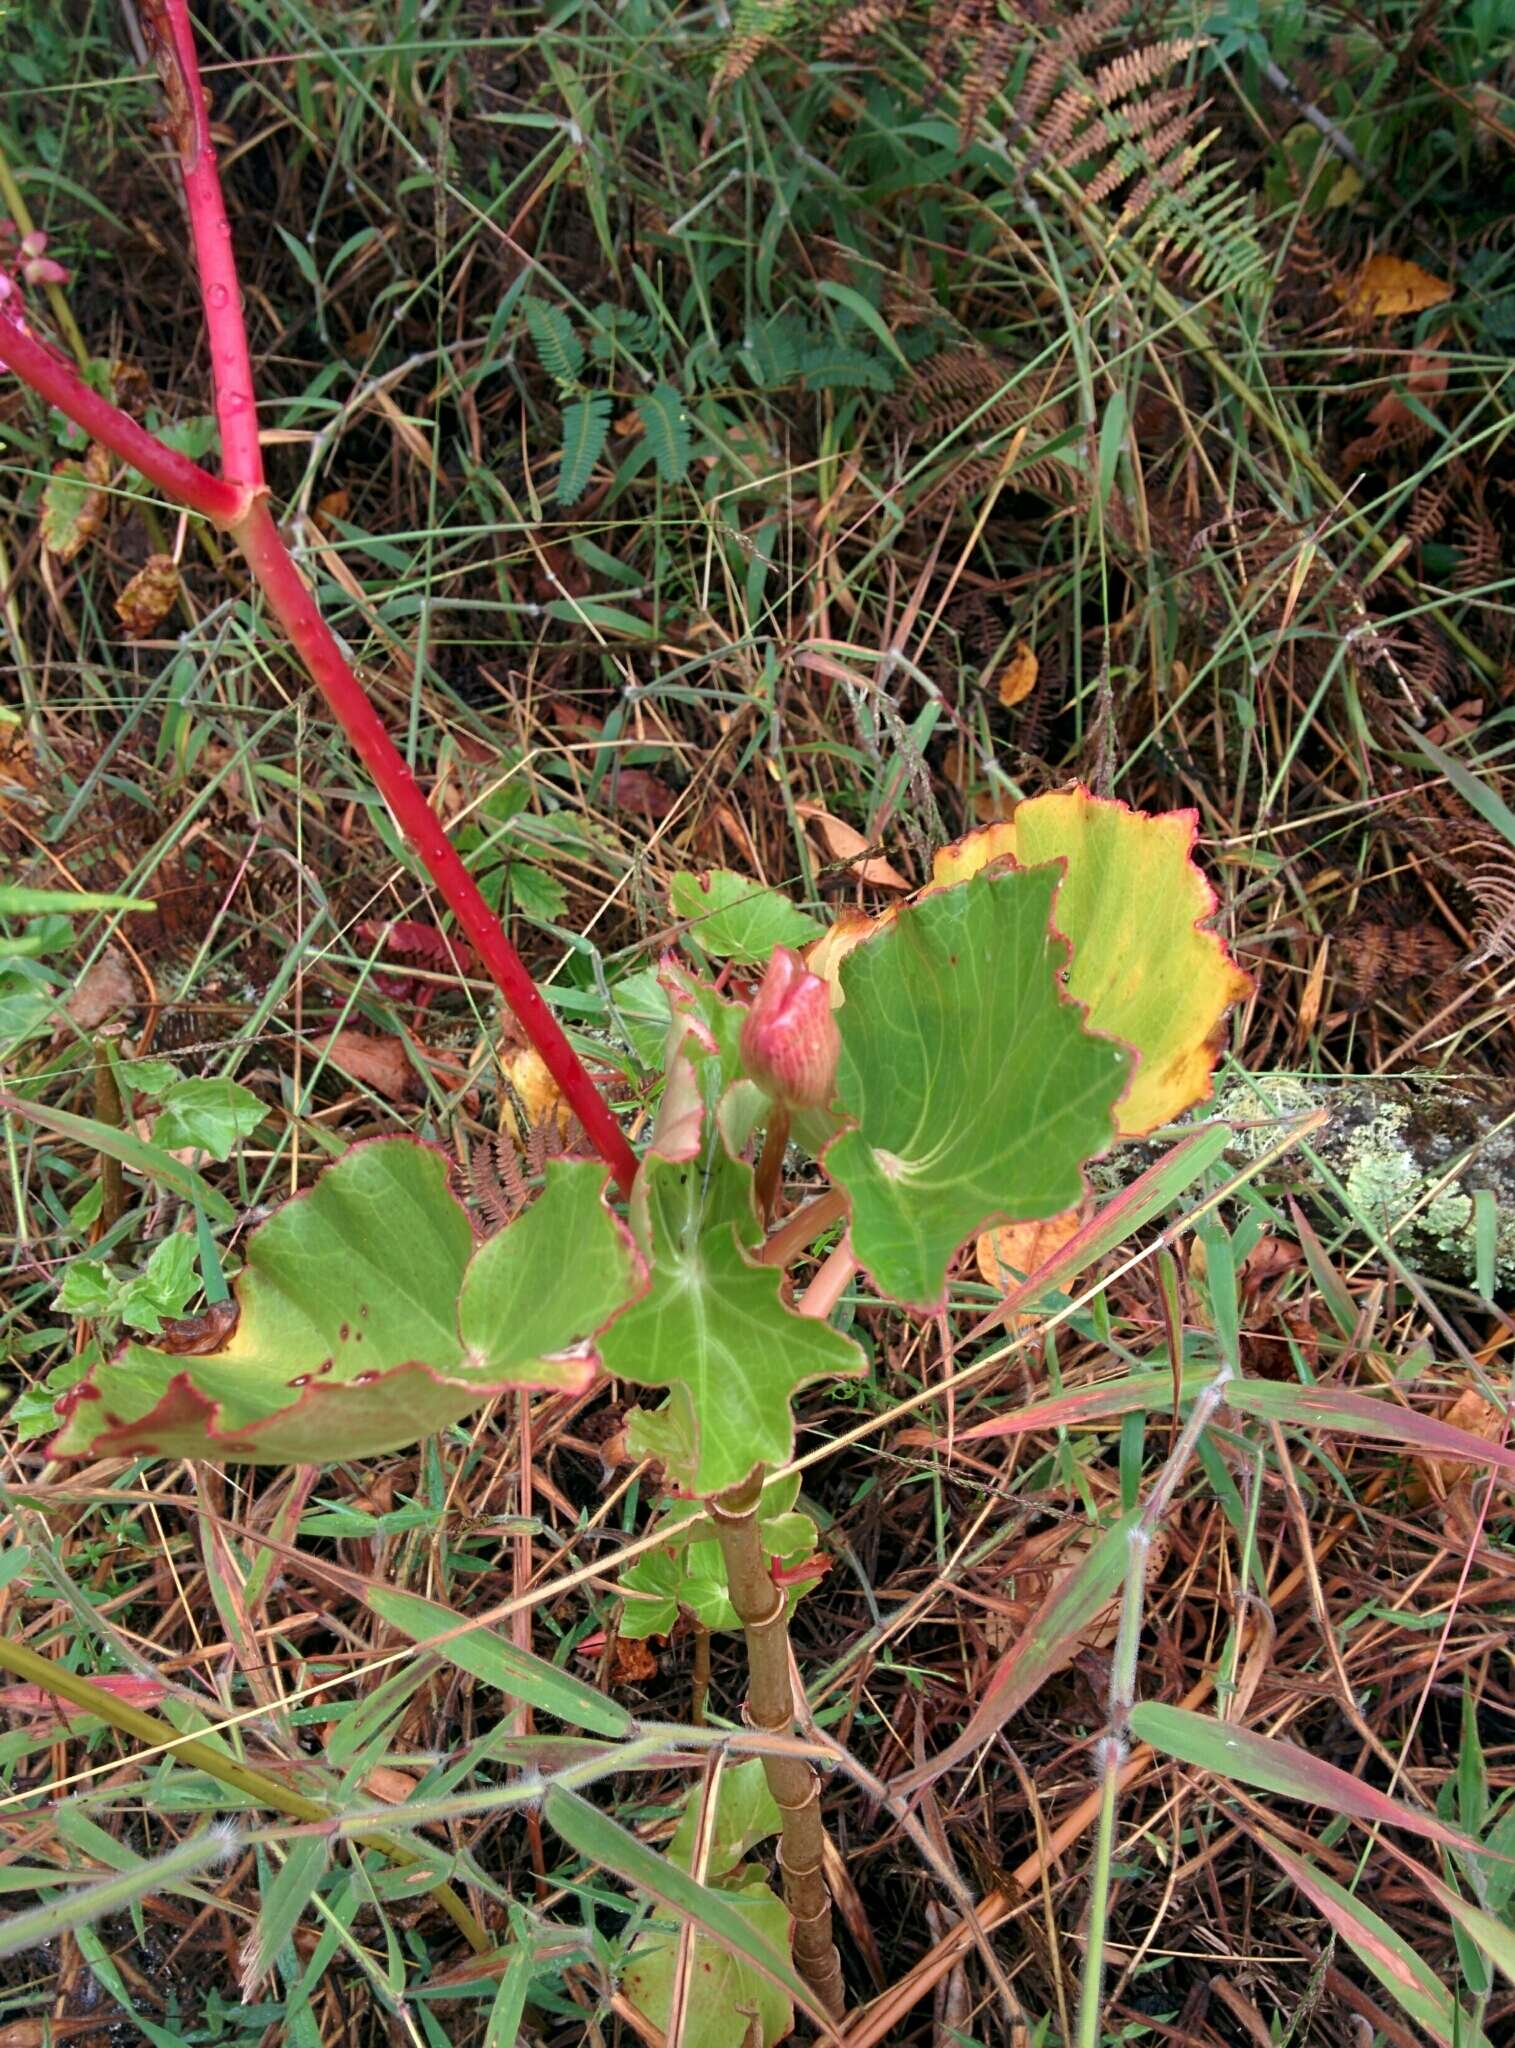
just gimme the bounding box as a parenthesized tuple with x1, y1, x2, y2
(827, 866, 1131, 1308)
(607, 1140, 865, 1497)
(928, 786, 1250, 1136)
(48, 1143, 640, 1464)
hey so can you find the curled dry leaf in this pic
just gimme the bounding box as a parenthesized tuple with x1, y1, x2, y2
(312, 1028, 417, 1102)
(1342, 254, 1453, 320)
(41, 442, 110, 561)
(501, 1044, 569, 1139)
(1406, 1387, 1504, 1504)
(796, 801, 910, 890)
(995, 640, 1039, 707)
(65, 945, 138, 1030)
(115, 552, 180, 637)
(975, 1203, 1086, 1316)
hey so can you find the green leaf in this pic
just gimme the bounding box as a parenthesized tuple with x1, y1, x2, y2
(624, 1874, 791, 2048)
(556, 395, 611, 506)
(895, 1509, 1137, 1792)
(522, 298, 585, 387)
(115, 1233, 200, 1335)
(0, 885, 155, 916)
(634, 383, 692, 484)
(48, 1146, 641, 1465)
(151, 1078, 264, 1160)
(1129, 1703, 1484, 1857)
(244, 1836, 329, 1994)
(506, 862, 568, 927)
(0, 1091, 236, 1224)
(827, 868, 1129, 1308)
(666, 1758, 782, 1879)
(602, 1115, 864, 1498)
(1254, 1831, 1490, 2048)
(619, 1481, 819, 1638)
(669, 869, 823, 963)
(544, 1785, 815, 2035)
(364, 1585, 632, 1738)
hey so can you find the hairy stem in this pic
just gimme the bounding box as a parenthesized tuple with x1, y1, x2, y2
(0, 1632, 488, 1952)
(710, 1467, 846, 2018)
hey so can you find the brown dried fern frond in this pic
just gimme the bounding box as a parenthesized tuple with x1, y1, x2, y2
(1088, 38, 1198, 108)
(1453, 495, 1504, 595)
(819, 0, 908, 59)
(469, 1132, 530, 1234)
(1466, 861, 1515, 966)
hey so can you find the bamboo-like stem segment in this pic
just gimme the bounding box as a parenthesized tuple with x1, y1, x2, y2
(710, 1467, 845, 2018)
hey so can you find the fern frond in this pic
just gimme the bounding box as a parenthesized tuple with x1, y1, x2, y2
(634, 383, 693, 484)
(556, 395, 611, 506)
(819, 0, 907, 60)
(523, 299, 584, 388)
(1088, 39, 1198, 108)
(713, 0, 800, 90)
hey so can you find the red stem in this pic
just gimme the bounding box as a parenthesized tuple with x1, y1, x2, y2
(0, 5, 639, 1194)
(236, 501, 637, 1187)
(146, 0, 265, 491)
(0, 312, 244, 524)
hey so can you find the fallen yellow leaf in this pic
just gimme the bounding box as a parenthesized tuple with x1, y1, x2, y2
(996, 641, 1039, 708)
(975, 1205, 1084, 1302)
(1344, 254, 1453, 320)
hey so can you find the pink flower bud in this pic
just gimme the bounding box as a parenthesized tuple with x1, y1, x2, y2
(19, 230, 46, 260)
(23, 257, 68, 287)
(740, 947, 840, 1111)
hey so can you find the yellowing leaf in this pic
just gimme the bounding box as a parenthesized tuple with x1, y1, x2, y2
(1344, 253, 1453, 319)
(995, 640, 1039, 707)
(115, 554, 180, 637)
(502, 1045, 568, 1139)
(928, 788, 1251, 1136)
(805, 905, 890, 1005)
(795, 801, 910, 889)
(41, 443, 110, 561)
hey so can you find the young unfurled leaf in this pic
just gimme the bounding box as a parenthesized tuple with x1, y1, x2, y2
(619, 1477, 821, 1637)
(670, 868, 824, 963)
(607, 1139, 864, 1497)
(41, 443, 110, 560)
(828, 866, 1130, 1308)
(48, 1144, 641, 1464)
(150, 1077, 264, 1160)
(928, 787, 1250, 1135)
(603, 1029, 862, 1495)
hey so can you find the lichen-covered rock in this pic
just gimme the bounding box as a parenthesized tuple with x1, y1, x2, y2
(1100, 1076, 1515, 1289)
